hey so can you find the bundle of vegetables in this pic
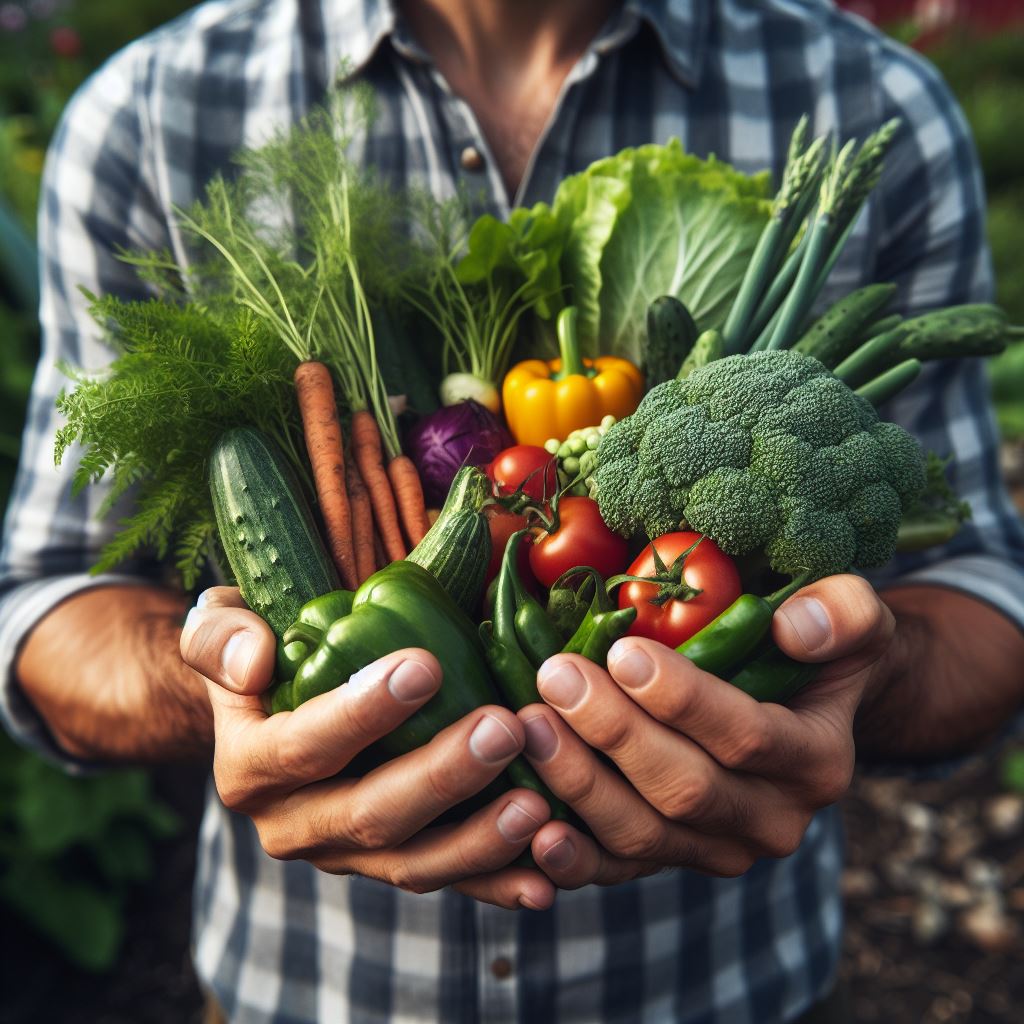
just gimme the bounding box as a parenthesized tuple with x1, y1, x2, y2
(53, 90, 1020, 822)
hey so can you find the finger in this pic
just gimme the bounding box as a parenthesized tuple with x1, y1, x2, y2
(195, 586, 246, 610)
(180, 603, 277, 695)
(209, 650, 442, 808)
(604, 637, 853, 794)
(530, 820, 656, 889)
(316, 790, 552, 907)
(269, 705, 532, 848)
(521, 706, 755, 875)
(529, 658, 775, 837)
(455, 868, 557, 911)
(773, 574, 894, 670)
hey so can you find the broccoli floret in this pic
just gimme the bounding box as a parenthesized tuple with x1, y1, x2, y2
(594, 349, 927, 579)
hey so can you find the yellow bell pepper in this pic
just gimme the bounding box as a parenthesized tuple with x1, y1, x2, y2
(502, 307, 644, 447)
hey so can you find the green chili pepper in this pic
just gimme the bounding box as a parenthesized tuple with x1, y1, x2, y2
(557, 566, 616, 655)
(479, 621, 541, 712)
(500, 531, 563, 668)
(727, 645, 817, 704)
(580, 606, 637, 665)
(676, 574, 809, 678)
(275, 589, 355, 681)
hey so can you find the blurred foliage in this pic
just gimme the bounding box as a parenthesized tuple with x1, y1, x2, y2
(0, 730, 180, 971)
(0, 0, 195, 975)
(916, 31, 1024, 440)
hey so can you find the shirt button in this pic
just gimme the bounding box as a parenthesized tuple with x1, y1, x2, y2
(490, 956, 513, 979)
(460, 145, 485, 172)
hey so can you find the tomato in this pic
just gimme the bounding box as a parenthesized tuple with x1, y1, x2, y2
(484, 506, 530, 587)
(618, 532, 741, 648)
(528, 496, 630, 590)
(487, 445, 558, 502)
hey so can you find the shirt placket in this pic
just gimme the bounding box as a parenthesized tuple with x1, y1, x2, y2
(474, 901, 519, 1024)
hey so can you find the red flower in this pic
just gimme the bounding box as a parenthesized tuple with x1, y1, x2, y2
(49, 24, 81, 58)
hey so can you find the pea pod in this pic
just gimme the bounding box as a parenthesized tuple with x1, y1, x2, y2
(677, 575, 808, 678)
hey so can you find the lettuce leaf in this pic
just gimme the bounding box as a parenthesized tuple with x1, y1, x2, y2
(554, 141, 771, 362)
(457, 139, 772, 364)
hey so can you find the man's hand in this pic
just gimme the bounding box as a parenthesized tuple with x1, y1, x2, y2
(180, 587, 558, 910)
(517, 574, 895, 887)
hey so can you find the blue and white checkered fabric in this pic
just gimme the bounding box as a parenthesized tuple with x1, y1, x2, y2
(2, 2, 1022, 1020)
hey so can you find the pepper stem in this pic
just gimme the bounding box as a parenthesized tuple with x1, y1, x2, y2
(554, 306, 592, 379)
(764, 572, 812, 612)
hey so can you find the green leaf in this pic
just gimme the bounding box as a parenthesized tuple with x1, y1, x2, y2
(1002, 746, 1024, 794)
(553, 143, 771, 364)
(0, 859, 123, 972)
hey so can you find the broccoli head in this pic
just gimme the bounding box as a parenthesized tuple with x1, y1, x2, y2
(593, 349, 927, 579)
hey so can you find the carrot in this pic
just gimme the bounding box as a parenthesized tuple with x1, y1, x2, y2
(345, 457, 376, 584)
(350, 410, 406, 563)
(293, 360, 357, 590)
(387, 454, 430, 546)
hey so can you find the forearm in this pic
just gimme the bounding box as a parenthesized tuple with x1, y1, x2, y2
(854, 584, 1024, 761)
(14, 584, 213, 762)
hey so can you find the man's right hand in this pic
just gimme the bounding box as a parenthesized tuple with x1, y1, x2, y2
(179, 587, 556, 910)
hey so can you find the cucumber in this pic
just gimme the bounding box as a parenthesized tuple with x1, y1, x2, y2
(407, 465, 492, 615)
(209, 427, 340, 638)
(677, 329, 725, 379)
(793, 283, 896, 368)
(645, 295, 699, 387)
(892, 304, 1020, 363)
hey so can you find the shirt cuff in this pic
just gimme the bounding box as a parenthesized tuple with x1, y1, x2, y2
(886, 553, 1024, 634)
(0, 572, 154, 774)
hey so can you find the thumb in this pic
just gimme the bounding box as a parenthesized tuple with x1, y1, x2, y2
(179, 602, 277, 694)
(772, 574, 894, 667)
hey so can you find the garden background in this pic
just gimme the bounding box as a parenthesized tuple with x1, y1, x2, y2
(1, 2, 1022, 1021)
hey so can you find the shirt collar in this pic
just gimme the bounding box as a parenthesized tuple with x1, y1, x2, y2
(319, 0, 709, 89)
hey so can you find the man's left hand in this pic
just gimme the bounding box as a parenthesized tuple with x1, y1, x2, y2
(518, 574, 896, 886)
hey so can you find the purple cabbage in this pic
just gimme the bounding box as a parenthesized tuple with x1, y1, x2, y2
(406, 400, 512, 507)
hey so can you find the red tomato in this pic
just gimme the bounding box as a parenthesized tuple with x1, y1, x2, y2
(618, 532, 741, 648)
(484, 507, 530, 587)
(487, 445, 558, 502)
(528, 497, 630, 590)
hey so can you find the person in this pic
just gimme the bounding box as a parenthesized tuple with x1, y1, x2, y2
(2, 1, 1023, 1021)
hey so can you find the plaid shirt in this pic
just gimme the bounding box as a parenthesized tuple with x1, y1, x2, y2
(3, 1, 1023, 1021)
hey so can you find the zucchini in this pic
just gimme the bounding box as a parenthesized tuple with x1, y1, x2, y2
(645, 295, 699, 387)
(209, 427, 340, 638)
(407, 465, 492, 615)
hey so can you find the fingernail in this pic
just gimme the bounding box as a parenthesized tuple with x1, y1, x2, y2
(183, 606, 200, 633)
(496, 800, 542, 843)
(538, 661, 586, 710)
(779, 597, 832, 652)
(542, 837, 576, 870)
(221, 631, 256, 689)
(608, 643, 653, 688)
(522, 716, 558, 762)
(196, 590, 210, 608)
(469, 714, 522, 763)
(388, 660, 438, 702)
